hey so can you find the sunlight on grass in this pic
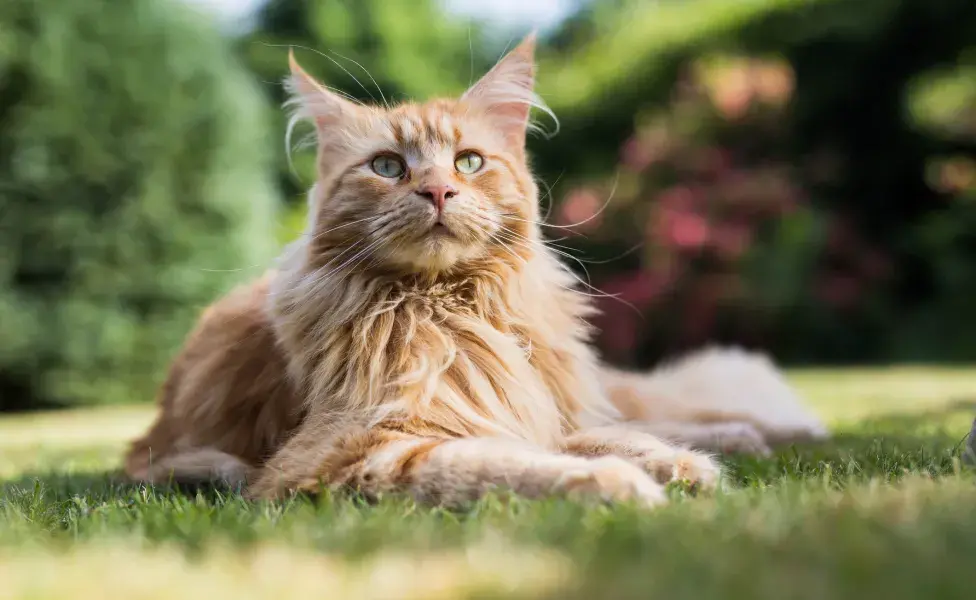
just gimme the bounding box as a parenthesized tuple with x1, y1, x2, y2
(0, 539, 570, 600)
(1, 367, 974, 600)
(0, 405, 153, 449)
(789, 366, 976, 425)
(0, 406, 154, 478)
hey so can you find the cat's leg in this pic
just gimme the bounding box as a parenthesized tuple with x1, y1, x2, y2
(124, 275, 305, 486)
(626, 420, 772, 456)
(562, 425, 724, 491)
(246, 424, 667, 508)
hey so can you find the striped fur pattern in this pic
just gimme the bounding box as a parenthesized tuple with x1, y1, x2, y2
(125, 35, 826, 506)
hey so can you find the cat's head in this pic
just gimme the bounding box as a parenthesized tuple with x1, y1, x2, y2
(287, 35, 550, 275)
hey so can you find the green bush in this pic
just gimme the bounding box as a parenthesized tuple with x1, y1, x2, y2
(0, 0, 280, 410)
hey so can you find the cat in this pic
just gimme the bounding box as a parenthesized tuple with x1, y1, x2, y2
(124, 35, 827, 507)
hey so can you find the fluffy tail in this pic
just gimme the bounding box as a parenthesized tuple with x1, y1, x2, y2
(602, 346, 829, 446)
(126, 440, 252, 489)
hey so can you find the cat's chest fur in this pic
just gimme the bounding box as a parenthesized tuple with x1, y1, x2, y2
(271, 259, 610, 447)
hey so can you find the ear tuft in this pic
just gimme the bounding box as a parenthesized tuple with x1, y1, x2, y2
(284, 49, 362, 146)
(462, 33, 555, 151)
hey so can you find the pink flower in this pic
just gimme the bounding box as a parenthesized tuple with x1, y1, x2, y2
(671, 213, 710, 249)
(558, 189, 604, 233)
(592, 270, 669, 358)
(703, 147, 734, 178)
(657, 186, 698, 212)
(710, 223, 752, 260)
(621, 136, 654, 172)
(718, 170, 754, 207)
(600, 270, 665, 308)
(654, 208, 710, 250)
(774, 187, 802, 215)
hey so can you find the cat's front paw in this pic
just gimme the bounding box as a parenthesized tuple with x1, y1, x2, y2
(667, 450, 723, 491)
(556, 456, 667, 508)
(637, 449, 723, 492)
(244, 467, 299, 500)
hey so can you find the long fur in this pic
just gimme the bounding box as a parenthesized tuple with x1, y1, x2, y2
(125, 36, 826, 506)
(603, 347, 828, 445)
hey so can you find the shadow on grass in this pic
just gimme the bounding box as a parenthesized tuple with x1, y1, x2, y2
(0, 469, 244, 504)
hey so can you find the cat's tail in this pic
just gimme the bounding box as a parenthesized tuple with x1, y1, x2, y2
(601, 346, 829, 447)
(125, 438, 252, 490)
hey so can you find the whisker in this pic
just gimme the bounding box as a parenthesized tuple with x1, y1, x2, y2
(320, 235, 388, 281)
(491, 232, 631, 304)
(196, 215, 379, 275)
(499, 224, 635, 265)
(362, 240, 398, 273)
(498, 227, 588, 268)
(488, 233, 529, 269)
(582, 242, 646, 265)
(492, 230, 642, 315)
(537, 172, 563, 223)
(292, 218, 392, 293)
(467, 24, 475, 88)
(312, 83, 366, 106)
(197, 263, 267, 274)
(498, 174, 619, 233)
(292, 215, 377, 244)
(260, 41, 370, 176)
(345, 241, 387, 276)
(496, 229, 593, 285)
(265, 42, 379, 104)
(328, 50, 389, 108)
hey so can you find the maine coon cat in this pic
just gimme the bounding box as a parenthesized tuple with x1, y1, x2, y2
(125, 35, 826, 506)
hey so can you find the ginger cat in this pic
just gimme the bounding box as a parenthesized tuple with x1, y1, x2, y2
(125, 36, 827, 506)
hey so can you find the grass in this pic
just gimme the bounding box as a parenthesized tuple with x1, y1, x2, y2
(2, 367, 975, 600)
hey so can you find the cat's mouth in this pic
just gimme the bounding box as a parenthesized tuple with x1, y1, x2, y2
(430, 221, 455, 237)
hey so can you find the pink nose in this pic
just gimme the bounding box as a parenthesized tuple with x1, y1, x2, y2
(418, 184, 458, 213)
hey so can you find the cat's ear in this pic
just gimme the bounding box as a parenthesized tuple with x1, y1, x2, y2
(286, 49, 362, 137)
(462, 33, 547, 152)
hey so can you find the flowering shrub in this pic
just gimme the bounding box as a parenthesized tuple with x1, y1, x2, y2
(556, 55, 898, 364)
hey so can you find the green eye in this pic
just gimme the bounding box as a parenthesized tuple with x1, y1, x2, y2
(371, 154, 406, 178)
(454, 151, 484, 174)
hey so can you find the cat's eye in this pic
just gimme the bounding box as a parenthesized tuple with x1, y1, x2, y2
(454, 151, 484, 175)
(371, 154, 406, 178)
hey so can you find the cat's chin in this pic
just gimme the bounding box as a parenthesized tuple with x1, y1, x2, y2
(382, 236, 485, 275)
(430, 222, 453, 237)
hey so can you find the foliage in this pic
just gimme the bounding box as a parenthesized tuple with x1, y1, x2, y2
(563, 56, 825, 362)
(0, 0, 279, 410)
(533, 0, 813, 183)
(537, 0, 976, 364)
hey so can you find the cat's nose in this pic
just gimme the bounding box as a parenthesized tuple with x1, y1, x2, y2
(417, 184, 458, 213)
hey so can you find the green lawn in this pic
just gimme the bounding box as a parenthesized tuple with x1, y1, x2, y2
(2, 367, 975, 600)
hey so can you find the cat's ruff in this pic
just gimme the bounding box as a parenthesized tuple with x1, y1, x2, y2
(124, 35, 827, 506)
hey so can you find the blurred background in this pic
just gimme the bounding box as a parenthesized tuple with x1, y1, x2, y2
(2, 0, 975, 413)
